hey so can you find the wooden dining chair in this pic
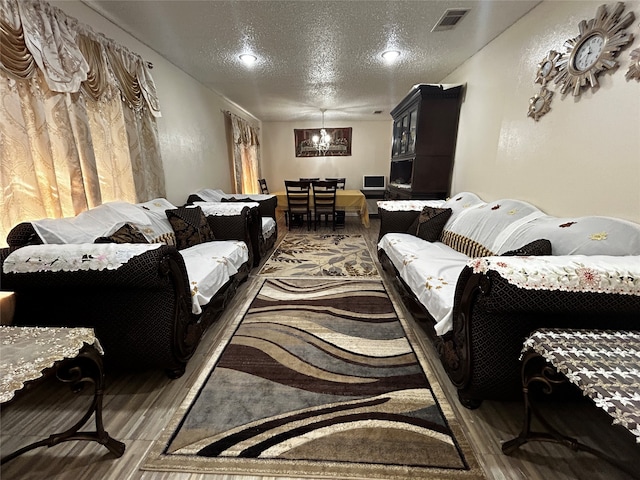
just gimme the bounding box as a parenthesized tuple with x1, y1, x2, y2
(312, 180, 338, 230)
(325, 177, 345, 190)
(284, 180, 311, 230)
(324, 178, 346, 227)
(258, 178, 269, 194)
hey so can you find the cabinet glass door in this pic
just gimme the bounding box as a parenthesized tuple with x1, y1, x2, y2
(408, 109, 417, 154)
(400, 114, 409, 154)
(392, 119, 401, 156)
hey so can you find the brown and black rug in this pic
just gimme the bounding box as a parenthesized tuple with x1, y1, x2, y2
(143, 279, 484, 479)
(259, 234, 379, 277)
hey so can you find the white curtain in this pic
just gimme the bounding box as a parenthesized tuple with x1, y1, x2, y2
(226, 111, 261, 195)
(0, 0, 164, 246)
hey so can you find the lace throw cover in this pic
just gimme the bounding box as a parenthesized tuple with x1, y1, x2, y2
(0, 326, 103, 403)
(195, 201, 259, 217)
(3, 243, 162, 274)
(469, 255, 640, 296)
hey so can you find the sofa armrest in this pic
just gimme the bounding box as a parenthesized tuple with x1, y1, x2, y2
(1, 244, 199, 376)
(443, 262, 640, 406)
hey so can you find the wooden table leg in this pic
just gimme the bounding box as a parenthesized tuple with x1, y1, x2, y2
(1, 345, 125, 464)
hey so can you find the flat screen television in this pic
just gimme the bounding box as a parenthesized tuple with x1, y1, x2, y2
(362, 175, 386, 190)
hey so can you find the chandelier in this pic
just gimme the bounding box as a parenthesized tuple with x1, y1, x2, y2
(312, 109, 331, 153)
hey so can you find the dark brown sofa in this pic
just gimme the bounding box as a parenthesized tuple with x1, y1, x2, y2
(376, 192, 640, 408)
(0, 199, 254, 378)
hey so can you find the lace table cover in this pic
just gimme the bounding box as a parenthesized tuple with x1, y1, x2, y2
(523, 328, 640, 442)
(0, 326, 103, 403)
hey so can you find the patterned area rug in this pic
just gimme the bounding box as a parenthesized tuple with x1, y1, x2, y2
(258, 233, 379, 277)
(143, 279, 485, 479)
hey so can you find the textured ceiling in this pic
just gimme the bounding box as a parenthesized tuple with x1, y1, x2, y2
(84, 0, 540, 122)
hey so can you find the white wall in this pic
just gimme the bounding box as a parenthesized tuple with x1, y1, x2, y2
(444, 0, 640, 223)
(261, 120, 392, 192)
(53, 1, 256, 206)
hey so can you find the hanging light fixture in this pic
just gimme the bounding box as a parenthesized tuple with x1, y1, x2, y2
(312, 109, 331, 154)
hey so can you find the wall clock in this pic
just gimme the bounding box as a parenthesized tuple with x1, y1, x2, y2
(554, 2, 635, 96)
(535, 50, 562, 85)
(527, 86, 553, 121)
(625, 47, 640, 81)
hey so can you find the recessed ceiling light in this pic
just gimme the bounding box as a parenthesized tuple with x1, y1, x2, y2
(381, 50, 401, 62)
(239, 54, 257, 66)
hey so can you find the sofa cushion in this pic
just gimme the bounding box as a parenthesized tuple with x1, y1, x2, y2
(94, 223, 149, 244)
(166, 206, 215, 250)
(502, 239, 552, 256)
(180, 241, 249, 314)
(414, 207, 452, 242)
(30, 201, 151, 245)
(498, 216, 640, 256)
(378, 232, 468, 336)
(440, 198, 545, 257)
(136, 198, 178, 245)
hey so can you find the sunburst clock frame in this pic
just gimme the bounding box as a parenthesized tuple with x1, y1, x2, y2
(626, 47, 640, 81)
(535, 50, 563, 85)
(554, 2, 635, 97)
(527, 86, 554, 121)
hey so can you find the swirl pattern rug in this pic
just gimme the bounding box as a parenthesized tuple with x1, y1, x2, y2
(258, 234, 379, 277)
(143, 279, 484, 479)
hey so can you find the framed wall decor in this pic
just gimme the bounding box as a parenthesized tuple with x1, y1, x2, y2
(294, 127, 352, 157)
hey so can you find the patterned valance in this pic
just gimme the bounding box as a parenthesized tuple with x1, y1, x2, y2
(0, 0, 160, 117)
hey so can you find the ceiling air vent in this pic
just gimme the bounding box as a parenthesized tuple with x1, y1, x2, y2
(431, 8, 470, 32)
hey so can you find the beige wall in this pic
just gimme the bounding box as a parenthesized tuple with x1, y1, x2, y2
(444, 0, 640, 223)
(53, 1, 256, 207)
(261, 120, 392, 192)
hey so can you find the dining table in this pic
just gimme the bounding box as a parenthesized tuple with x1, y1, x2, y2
(273, 189, 370, 228)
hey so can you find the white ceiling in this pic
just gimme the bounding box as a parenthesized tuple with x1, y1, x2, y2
(84, 0, 541, 122)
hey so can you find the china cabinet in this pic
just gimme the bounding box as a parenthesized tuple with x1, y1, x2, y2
(387, 84, 464, 200)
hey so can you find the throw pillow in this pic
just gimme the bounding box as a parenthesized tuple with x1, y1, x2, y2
(94, 223, 148, 244)
(502, 239, 552, 256)
(165, 206, 215, 250)
(415, 207, 453, 242)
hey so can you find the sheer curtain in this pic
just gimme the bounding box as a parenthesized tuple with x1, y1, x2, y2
(0, 0, 164, 246)
(226, 111, 261, 195)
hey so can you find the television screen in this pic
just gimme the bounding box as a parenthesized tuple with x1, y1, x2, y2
(362, 175, 386, 190)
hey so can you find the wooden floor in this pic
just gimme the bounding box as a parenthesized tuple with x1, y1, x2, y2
(2, 214, 639, 480)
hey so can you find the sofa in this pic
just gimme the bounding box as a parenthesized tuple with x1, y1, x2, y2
(187, 188, 278, 266)
(0, 198, 253, 378)
(377, 192, 640, 408)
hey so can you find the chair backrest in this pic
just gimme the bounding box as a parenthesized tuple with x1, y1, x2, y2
(325, 177, 346, 189)
(312, 180, 338, 213)
(285, 180, 311, 213)
(258, 178, 269, 194)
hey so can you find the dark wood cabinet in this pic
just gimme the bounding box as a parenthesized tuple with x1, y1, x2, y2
(386, 84, 463, 200)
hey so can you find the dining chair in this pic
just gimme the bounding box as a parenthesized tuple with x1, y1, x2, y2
(324, 178, 346, 227)
(284, 180, 311, 230)
(258, 178, 269, 194)
(324, 177, 345, 189)
(311, 180, 338, 230)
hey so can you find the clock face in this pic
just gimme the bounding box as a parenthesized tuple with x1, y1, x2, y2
(554, 3, 635, 96)
(573, 34, 605, 72)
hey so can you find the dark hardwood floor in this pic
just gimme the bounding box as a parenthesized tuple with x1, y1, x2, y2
(1, 213, 638, 479)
